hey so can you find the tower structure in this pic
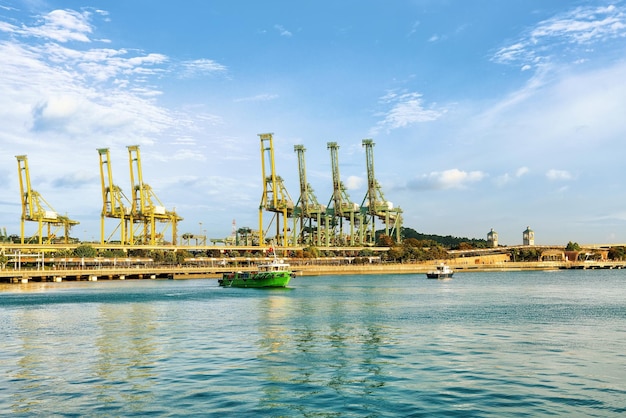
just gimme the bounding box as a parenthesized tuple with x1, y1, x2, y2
(16, 155, 79, 244)
(127, 145, 183, 245)
(523, 226, 535, 246)
(258, 133, 294, 247)
(487, 228, 498, 247)
(98, 148, 133, 245)
(327, 142, 363, 245)
(294, 144, 328, 246)
(361, 139, 403, 245)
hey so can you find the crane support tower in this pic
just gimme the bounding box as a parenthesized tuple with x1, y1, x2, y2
(361, 139, 403, 244)
(258, 133, 294, 247)
(127, 145, 183, 245)
(327, 142, 364, 246)
(294, 145, 328, 246)
(16, 155, 79, 244)
(97, 148, 134, 245)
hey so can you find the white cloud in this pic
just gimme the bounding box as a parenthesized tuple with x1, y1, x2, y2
(21, 9, 93, 43)
(180, 59, 227, 78)
(494, 167, 529, 187)
(409, 169, 486, 190)
(371, 91, 445, 134)
(0, 8, 229, 148)
(492, 4, 626, 68)
(546, 169, 572, 181)
(516, 167, 529, 177)
(531, 5, 626, 44)
(345, 175, 364, 190)
(274, 24, 292, 37)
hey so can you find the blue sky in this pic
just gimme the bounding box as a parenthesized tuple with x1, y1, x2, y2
(1, 0, 626, 246)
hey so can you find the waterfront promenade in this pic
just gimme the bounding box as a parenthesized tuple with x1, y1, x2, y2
(2, 260, 626, 283)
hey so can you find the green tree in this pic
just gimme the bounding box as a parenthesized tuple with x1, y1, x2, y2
(376, 234, 395, 247)
(102, 249, 126, 258)
(176, 250, 192, 264)
(608, 246, 626, 260)
(565, 241, 581, 251)
(387, 246, 405, 262)
(74, 244, 97, 258)
(164, 251, 177, 264)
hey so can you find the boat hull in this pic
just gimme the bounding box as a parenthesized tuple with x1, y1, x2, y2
(426, 272, 454, 279)
(218, 271, 292, 288)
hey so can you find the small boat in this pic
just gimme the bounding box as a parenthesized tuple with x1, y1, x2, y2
(426, 263, 454, 279)
(218, 257, 294, 288)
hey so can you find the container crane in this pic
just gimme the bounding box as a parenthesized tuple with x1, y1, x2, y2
(258, 133, 294, 247)
(16, 155, 79, 244)
(327, 142, 364, 246)
(294, 145, 328, 246)
(127, 145, 183, 245)
(97, 148, 133, 245)
(361, 139, 403, 244)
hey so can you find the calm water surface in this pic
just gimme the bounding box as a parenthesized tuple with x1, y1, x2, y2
(1, 270, 625, 416)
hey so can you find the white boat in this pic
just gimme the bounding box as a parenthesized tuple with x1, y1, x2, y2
(426, 263, 454, 279)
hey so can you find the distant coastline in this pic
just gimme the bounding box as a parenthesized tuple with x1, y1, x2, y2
(293, 260, 626, 276)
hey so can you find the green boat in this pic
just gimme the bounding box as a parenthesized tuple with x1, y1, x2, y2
(218, 258, 294, 288)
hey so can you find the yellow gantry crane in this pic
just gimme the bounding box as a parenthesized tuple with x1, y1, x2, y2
(127, 145, 182, 245)
(361, 139, 403, 244)
(258, 133, 294, 247)
(327, 142, 364, 246)
(16, 155, 79, 244)
(98, 148, 133, 245)
(293, 144, 328, 246)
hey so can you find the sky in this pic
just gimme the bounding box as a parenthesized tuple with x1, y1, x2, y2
(1, 0, 626, 246)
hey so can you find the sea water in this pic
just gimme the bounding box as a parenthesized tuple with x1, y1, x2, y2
(0, 270, 625, 417)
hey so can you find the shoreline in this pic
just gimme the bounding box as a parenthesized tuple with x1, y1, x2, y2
(293, 260, 626, 276)
(1, 260, 624, 284)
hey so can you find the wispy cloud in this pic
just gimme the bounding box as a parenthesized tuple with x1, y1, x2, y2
(274, 24, 292, 37)
(52, 171, 99, 188)
(495, 166, 529, 187)
(371, 91, 445, 134)
(0, 8, 222, 147)
(409, 169, 486, 191)
(233, 93, 279, 103)
(179, 58, 227, 78)
(21, 9, 93, 42)
(492, 4, 626, 69)
(407, 20, 420, 37)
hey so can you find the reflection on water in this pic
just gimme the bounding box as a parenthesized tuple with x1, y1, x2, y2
(1, 272, 625, 416)
(94, 303, 159, 414)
